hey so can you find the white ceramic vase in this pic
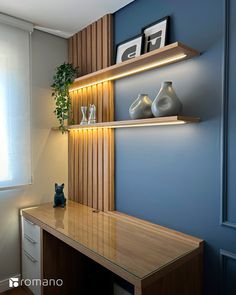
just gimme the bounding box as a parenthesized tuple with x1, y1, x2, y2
(129, 94, 153, 120)
(151, 82, 182, 117)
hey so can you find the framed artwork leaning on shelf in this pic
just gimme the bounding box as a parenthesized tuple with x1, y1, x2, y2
(142, 16, 170, 53)
(116, 34, 143, 63)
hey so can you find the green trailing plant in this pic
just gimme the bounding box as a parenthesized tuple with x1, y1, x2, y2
(51, 63, 78, 133)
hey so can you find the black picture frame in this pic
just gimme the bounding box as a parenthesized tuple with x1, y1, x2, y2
(115, 34, 144, 64)
(142, 16, 170, 54)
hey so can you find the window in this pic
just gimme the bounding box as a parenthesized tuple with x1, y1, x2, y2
(0, 15, 33, 188)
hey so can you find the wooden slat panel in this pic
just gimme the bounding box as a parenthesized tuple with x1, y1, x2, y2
(68, 15, 114, 211)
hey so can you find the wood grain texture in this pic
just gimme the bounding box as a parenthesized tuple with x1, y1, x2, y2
(22, 202, 203, 290)
(68, 14, 113, 76)
(66, 116, 200, 131)
(68, 15, 114, 211)
(70, 42, 199, 90)
(43, 230, 113, 295)
(137, 253, 203, 295)
(0, 288, 31, 295)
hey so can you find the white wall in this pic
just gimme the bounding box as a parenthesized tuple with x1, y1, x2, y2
(0, 30, 68, 282)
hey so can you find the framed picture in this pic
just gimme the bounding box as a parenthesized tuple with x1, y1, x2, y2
(116, 34, 143, 64)
(142, 16, 169, 53)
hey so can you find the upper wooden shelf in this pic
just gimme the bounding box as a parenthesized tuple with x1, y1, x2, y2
(70, 42, 199, 91)
(64, 116, 200, 131)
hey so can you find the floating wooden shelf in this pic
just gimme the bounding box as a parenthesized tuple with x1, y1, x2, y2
(70, 42, 199, 91)
(60, 116, 200, 131)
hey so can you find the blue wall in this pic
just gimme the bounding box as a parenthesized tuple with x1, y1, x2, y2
(114, 0, 236, 294)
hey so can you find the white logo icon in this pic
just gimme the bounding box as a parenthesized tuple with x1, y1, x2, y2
(9, 278, 19, 288)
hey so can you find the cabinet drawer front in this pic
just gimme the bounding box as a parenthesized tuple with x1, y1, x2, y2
(23, 217, 40, 243)
(22, 250, 41, 295)
(23, 235, 40, 261)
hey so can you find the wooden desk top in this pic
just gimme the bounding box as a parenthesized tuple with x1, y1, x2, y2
(22, 201, 203, 286)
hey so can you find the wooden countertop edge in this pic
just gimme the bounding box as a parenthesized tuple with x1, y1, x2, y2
(106, 210, 204, 248)
(22, 210, 142, 287)
(141, 247, 203, 288)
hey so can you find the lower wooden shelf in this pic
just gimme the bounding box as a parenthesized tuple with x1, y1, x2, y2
(63, 116, 200, 131)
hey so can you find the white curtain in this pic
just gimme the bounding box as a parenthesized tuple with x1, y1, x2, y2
(0, 16, 33, 188)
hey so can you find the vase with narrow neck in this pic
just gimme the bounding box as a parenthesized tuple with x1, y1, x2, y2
(80, 106, 88, 125)
(88, 104, 96, 124)
(151, 82, 182, 117)
(129, 94, 153, 120)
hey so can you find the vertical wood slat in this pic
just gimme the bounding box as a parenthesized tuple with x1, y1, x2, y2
(97, 83, 103, 123)
(74, 131, 79, 201)
(78, 131, 83, 204)
(68, 14, 114, 211)
(68, 131, 75, 200)
(68, 38, 73, 64)
(103, 129, 109, 211)
(109, 129, 115, 210)
(82, 28, 87, 75)
(108, 14, 114, 67)
(86, 25, 92, 74)
(92, 130, 98, 209)
(77, 32, 82, 76)
(96, 18, 103, 71)
(87, 86, 93, 207)
(102, 15, 108, 69)
(91, 23, 97, 72)
(83, 131, 88, 205)
(72, 34, 78, 67)
(98, 128, 104, 211)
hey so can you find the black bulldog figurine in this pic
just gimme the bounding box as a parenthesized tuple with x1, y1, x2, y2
(53, 183, 67, 208)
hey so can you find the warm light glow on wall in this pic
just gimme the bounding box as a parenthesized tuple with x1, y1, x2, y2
(69, 53, 187, 92)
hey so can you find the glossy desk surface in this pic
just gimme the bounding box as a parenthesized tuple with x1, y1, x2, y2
(22, 201, 203, 283)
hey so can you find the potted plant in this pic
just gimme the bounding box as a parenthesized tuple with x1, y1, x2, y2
(51, 63, 78, 133)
